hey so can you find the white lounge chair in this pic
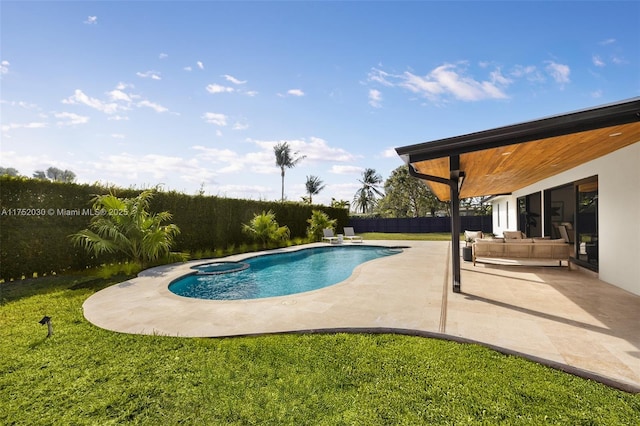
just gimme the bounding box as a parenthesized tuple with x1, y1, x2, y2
(322, 228, 339, 244)
(343, 227, 363, 243)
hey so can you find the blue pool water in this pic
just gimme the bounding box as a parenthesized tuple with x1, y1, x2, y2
(169, 245, 403, 300)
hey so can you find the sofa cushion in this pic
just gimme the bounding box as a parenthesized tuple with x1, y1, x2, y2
(503, 231, 524, 239)
(505, 238, 534, 243)
(543, 238, 567, 244)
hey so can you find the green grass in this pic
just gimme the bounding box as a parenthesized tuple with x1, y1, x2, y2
(1, 275, 639, 425)
(360, 232, 461, 241)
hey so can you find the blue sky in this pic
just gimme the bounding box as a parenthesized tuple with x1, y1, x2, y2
(2, 1, 638, 206)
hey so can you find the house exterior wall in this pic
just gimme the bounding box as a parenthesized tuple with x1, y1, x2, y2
(490, 142, 640, 296)
(491, 195, 519, 237)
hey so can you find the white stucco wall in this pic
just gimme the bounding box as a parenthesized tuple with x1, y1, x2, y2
(491, 142, 640, 295)
(490, 195, 518, 237)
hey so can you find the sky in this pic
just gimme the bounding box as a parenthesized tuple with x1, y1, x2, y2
(1, 1, 639, 206)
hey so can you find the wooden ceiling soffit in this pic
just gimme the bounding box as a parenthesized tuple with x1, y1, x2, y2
(411, 121, 640, 202)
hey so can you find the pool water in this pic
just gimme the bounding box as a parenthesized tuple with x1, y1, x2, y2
(169, 245, 403, 300)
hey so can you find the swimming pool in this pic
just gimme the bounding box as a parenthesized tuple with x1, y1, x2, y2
(169, 245, 403, 300)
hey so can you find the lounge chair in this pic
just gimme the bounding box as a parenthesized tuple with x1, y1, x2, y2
(343, 227, 363, 243)
(322, 228, 339, 244)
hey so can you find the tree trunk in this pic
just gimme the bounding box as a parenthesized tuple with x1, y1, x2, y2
(281, 168, 285, 201)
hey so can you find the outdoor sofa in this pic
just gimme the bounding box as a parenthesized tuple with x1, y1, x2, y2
(472, 231, 570, 267)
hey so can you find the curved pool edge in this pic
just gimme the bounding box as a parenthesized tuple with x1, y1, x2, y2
(82, 241, 418, 333)
(168, 244, 407, 301)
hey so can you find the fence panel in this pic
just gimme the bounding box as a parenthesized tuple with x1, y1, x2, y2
(348, 216, 492, 234)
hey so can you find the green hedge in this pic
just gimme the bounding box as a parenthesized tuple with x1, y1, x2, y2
(0, 177, 348, 281)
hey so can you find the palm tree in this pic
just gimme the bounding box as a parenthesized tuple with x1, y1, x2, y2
(274, 141, 305, 201)
(304, 175, 326, 204)
(70, 190, 183, 268)
(352, 168, 384, 214)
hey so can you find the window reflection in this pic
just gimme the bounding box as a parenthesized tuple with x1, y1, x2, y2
(576, 178, 598, 268)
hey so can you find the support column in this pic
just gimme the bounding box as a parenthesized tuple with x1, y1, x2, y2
(450, 155, 461, 293)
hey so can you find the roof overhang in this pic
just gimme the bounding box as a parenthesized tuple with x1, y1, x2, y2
(396, 98, 640, 201)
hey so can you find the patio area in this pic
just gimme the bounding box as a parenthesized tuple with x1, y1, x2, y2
(83, 240, 640, 392)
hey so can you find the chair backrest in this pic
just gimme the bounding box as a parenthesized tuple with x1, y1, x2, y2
(558, 225, 570, 243)
(344, 227, 355, 236)
(323, 228, 335, 237)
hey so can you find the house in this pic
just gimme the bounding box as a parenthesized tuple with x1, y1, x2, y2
(396, 97, 640, 296)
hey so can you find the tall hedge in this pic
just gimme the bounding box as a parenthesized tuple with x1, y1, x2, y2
(0, 177, 348, 281)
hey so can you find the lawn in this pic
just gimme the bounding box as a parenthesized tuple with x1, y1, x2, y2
(360, 232, 458, 241)
(1, 273, 639, 424)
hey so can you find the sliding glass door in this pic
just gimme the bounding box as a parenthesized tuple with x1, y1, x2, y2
(545, 177, 598, 270)
(575, 177, 598, 269)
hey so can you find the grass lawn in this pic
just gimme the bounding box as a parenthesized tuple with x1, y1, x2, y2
(360, 232, 458, 241)
(1, 273, 639, 424)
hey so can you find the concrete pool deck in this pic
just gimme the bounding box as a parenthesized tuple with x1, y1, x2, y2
(82, 241, 640, 392)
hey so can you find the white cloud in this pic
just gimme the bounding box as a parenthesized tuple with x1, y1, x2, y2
(368, 89, 382, 108)
(116, 82, 134, 91)
(330, 165, 364, 175)
(223, 74, 247, 85)
(183, 66, 192, 72)
(191, 145, 248, 173)
(55, 112, 90, 126)
(108, 115, 129, 121)
(367, 68, 394, 87)
(108, 89, 133, 102)
(510, 65, 544, 83)
(545, 61, 570, 85)
(84, 16, 97, 25)
(210, 184, 274, 199)
(287, 89, 305, 97)
(599, 38, 616, 46)
(137, 100, 168, 113)
(202, 112, 228, 126)
(611, 55, 626, 65)
(2, 122, 48, 133)
(233, 120, 249, 130)
(369, 63, 512, 103)
(62, 89, 121, 114)
(197, 61, 204, 70)
(136, 70, 161, 80)
(403, 64, 509, 101)
(244, 90, 259, 97)
(1, 99, 39, 110)
(381, 148, 398, 158)
(592, 55, 605, 67)
(206, 84, 234, 94)
(93, 153, 206, 181)
(252, 137, 356, 164)
(159, 53, 168, 59)
(1, 60, 10, 75)
(111, 134, 126, 139)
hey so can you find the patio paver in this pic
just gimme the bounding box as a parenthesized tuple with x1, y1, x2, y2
(83, 240, 640, 392)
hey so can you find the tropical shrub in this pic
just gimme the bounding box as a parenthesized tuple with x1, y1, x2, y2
(70, 190, 186, 268)
(307, 210, 337, 242)
(242, 210, 290, 248)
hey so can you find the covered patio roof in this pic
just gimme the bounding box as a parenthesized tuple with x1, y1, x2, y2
(395, 97, 640, 293)
(396, 98, 640, 201)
